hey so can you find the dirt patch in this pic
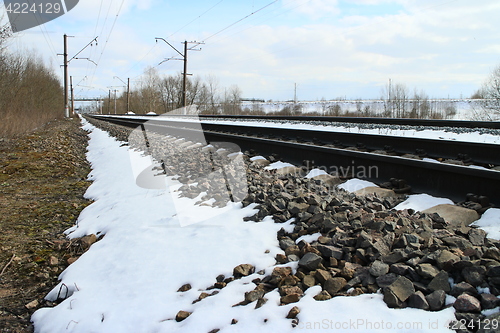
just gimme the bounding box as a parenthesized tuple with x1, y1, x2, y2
(0, 118, 92, 332)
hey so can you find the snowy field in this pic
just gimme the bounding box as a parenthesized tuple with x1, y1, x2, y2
(31, 117, 500, 332)
(238, 99, 479, 121)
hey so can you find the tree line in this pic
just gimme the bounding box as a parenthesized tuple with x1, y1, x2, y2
(102, 68, 244, 115)
(0, 21, 63, 137)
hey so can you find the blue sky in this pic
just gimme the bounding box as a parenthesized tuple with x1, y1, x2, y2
(3, 0, 500, 102)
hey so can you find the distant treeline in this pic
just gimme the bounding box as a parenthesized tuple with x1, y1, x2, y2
(0, 24, 63, 137)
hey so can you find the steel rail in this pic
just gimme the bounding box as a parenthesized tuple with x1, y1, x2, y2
(90, 115, 500, 206)
(92, 115, 500, 166)
(104, 113, 500, 129)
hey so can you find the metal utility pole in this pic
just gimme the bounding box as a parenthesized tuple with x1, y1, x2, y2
(155, 38, 203, 108)
(60, 34, 98, 117)
(108, 90, 111, 114)
(70, 76, 74, 115)
(114, 76, 130, 112)
(127, 78, 130, 112)
(182, 41, 188, 108)
(113, 90, 117, 114)
(63, 34, 69, 117)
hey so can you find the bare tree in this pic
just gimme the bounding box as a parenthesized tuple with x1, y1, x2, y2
(474, 65, 500, 120)
(222, 85, 242, 115)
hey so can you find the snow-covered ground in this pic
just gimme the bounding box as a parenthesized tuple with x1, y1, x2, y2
(31, 117, 500, 332)
(238, 99, 479, 121)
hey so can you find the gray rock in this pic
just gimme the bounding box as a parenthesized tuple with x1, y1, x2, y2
(280, 285, 304, 296)
(450, 282, 479, 298)
(314, 290, 332, 301)
(315, 244, 344, 259)
(426, 290, 446, 311)
(483, 248, 500, 261)
(462, 266, 486, 287)
(302, 275, 316, 288)
(480, 293, 500, 309)
(390, 263, 410, 275)
(279, 237, 295, 251)
(245, 289, 265, 302)
(385, 276, 415, 303)
(288, 201, 310, 215)
(281, 293, 301, 304)
(285, 245, 301, 256)
(356, 230, 373, 248)
(408, 291, 429, 310)
(309, 213, 325, 225)
(324, 277, 347, 295)
(381, 250, 407, 264)
(416, 263, 440, 279)
(286, 306, 300, 319)
(233, 264, 255, 278)
(320, 217, 337, 232)
(376, 273, 398, 288)
(175, 310, 192, 322)
(453, 293, 481, 313)
(372, 240, 391, 256)
(428, 271, 450, 292)
(333, 211, 348, 223)
(383, 288, 404, 308)
(369, 260, 390, 277)
(468, 228, 487, 246)
(436, 250, 460, 270)
(314, 269, 331, 284)
(442, 236, 473, 251)
(487, 265, 500, 277)
(298, 252, 322, 271)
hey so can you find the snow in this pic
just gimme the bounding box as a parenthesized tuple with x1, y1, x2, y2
(32, 116, 500, 332)
(305, 168, 328, 178)
(472, 208, 500, 240)
(394, 194, 454, 212)
(295, 233, 322, 244)
(264, 161, 295, 170)
(338, 178, 377, 192)
(250, 155, 267, 161)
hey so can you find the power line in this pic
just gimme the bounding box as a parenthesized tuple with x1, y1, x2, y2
(123, 44, 159, 75)
(86, 0, 104, 80)
(167, 0, 225, 40)
(208, 0, 313, 45)
(203, 0, 279, 42)
(88, 0, 125, 89)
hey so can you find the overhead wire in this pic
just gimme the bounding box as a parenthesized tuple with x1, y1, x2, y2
(203, 0, 279, 42)
(166, 0, 225, 40)
(87, 0, 125, 91)
(124, 0, 225, 79)
(84, 0, 104, 82)
(207, 0, 313, 45)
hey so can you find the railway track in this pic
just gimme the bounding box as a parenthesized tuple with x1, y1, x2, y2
(90, 114, 500, 206)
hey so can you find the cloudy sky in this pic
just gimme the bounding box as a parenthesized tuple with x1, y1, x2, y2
(4, 0, 500, 102)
